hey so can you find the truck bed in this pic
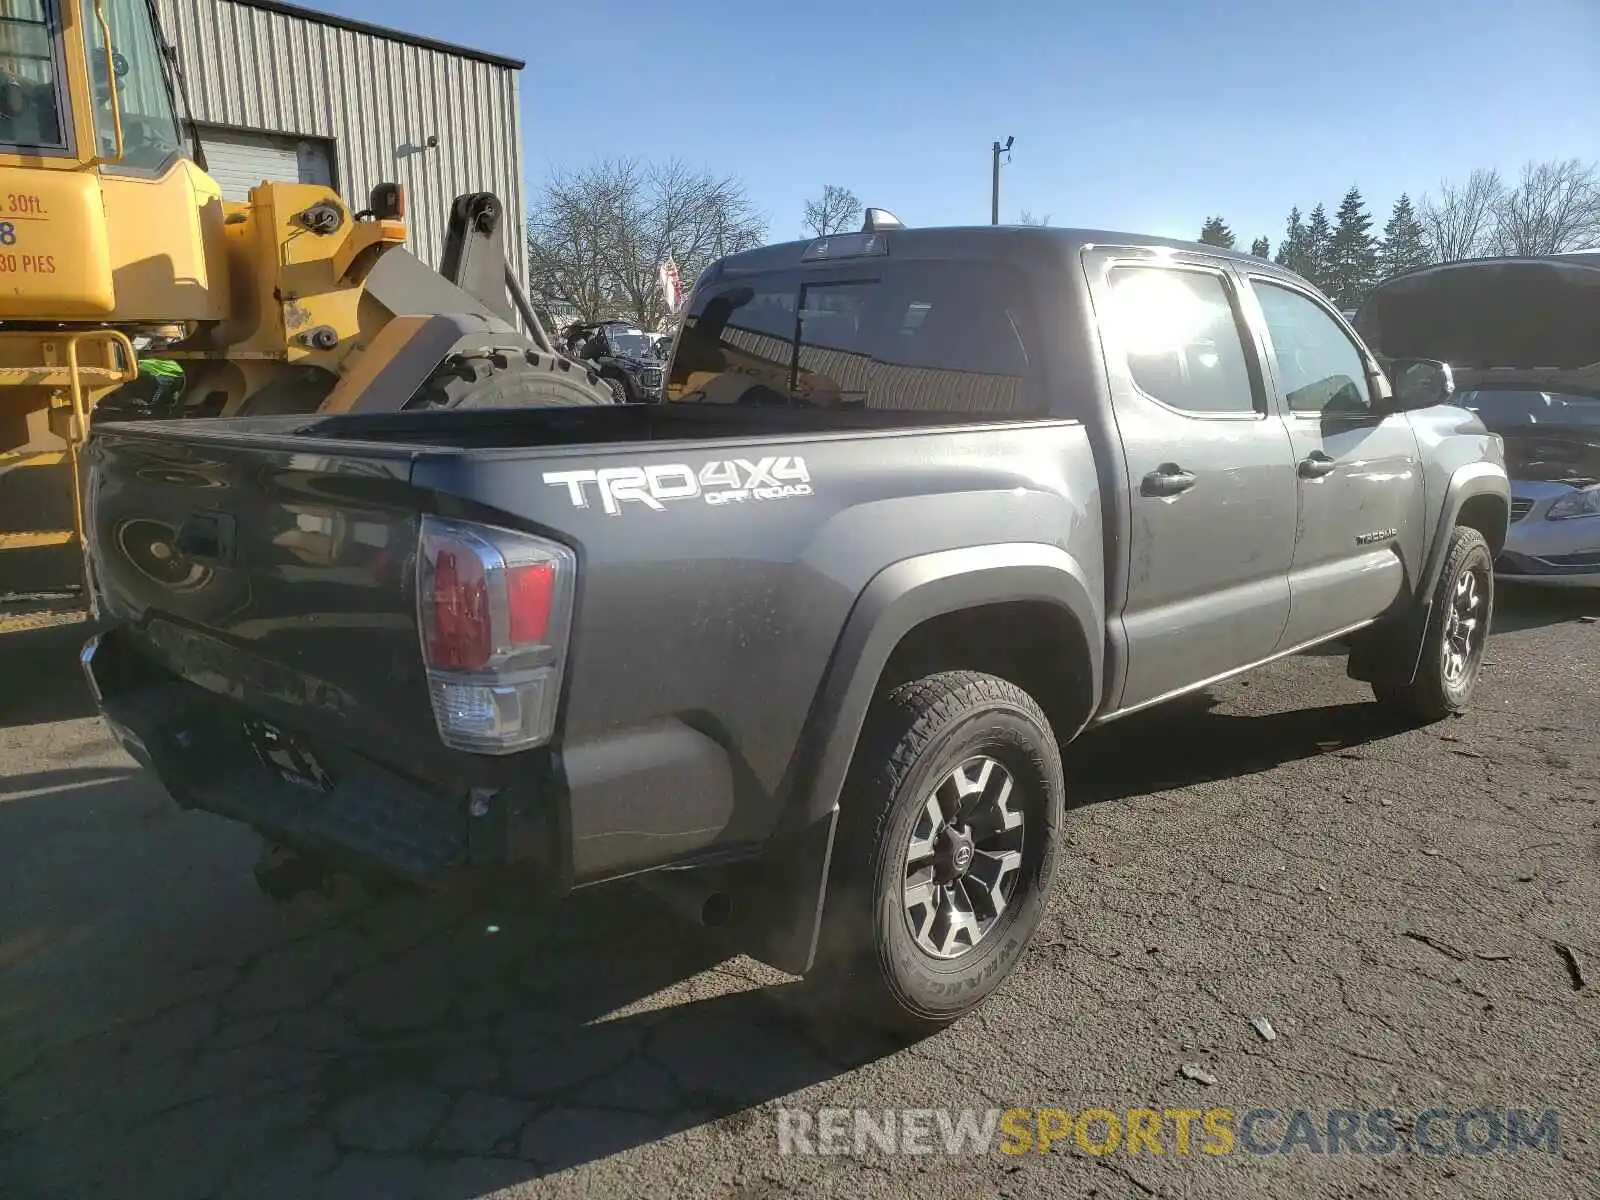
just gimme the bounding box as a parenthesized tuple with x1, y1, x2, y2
(83, 405, 1100, 892)
(153, 400, 1017, 452)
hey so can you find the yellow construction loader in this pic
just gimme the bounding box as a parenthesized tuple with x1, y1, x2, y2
(0, 0, 606, 613)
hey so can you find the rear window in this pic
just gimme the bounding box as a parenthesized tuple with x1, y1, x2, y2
(665, 260, 1043, 416)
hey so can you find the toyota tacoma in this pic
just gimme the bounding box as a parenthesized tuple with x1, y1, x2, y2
(80, 219, 1510, 1031)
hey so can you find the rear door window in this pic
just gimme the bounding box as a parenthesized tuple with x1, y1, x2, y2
(1104, 266, 1260, 415)
(666, 260, 1042, 416)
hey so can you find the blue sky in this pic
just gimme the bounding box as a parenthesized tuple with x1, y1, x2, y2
(324, 0, 1596, 248)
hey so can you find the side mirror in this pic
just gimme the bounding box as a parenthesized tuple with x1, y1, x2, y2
(1386, 357, 1455, 411)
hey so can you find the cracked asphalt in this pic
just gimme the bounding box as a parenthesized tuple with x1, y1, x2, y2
(1, 588, 1596, 1199)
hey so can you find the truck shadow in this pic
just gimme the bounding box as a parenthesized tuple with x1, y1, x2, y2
(0, 772, 900, 1198)
(1067, 694, 1404, 807)
(1066, 584, 1588, 806)
(0, 616, 96, 730)
(0, 588, 1588, 1193)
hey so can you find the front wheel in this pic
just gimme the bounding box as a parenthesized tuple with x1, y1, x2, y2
(815, 671, 1063, 1034)
(1373, 525, 1494, 721)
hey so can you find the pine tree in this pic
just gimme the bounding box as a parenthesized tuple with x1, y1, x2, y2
(1199, 216, 1236, 248)
(1275, 206, 1313, 278)
(1378, 193, 1432, 281)
(1250, 236, 1271, 258)
(1304, 203, 1334, 291)
(1327, 187, 1379, 308)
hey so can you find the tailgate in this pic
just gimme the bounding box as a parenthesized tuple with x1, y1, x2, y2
(84, 425, 444, 777)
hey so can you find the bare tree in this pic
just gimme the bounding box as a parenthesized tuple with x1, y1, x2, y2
(1417, 168, 1504, 262)
(802, 185, 863, 236)
(527, 158, 768, 330)
(1016, 210, 1051, 226)
(1489, 158, 1600, 255)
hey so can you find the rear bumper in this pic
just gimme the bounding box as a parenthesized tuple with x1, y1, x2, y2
(83, 628, 845, 976)
(81, 630, 742, 888)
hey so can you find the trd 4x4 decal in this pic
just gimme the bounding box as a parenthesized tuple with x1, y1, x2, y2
(542, 456, 813, 515)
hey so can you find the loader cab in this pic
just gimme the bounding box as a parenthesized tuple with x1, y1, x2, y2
(0, 0, 230, 324)
(0, 0, 189, 171)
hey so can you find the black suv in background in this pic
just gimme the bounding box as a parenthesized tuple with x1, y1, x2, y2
(562, 320, 667, 403)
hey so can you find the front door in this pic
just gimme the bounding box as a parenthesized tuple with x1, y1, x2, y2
(1088, 253, 1300, 713)
(1242, 278, 1425, 648)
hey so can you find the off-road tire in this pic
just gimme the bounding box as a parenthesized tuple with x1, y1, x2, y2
(411, 351, 613, 410)
(1373, 525, 1494, 722)
(814, 670, 1064, 1035)
(602, 374, 630, 404)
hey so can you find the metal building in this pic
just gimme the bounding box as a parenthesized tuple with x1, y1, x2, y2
(147, 0, 528, 282)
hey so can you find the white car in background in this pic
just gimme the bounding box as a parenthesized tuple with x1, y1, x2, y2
(1357, 254, 1600, 588)
(1459, 388, 1600, 586)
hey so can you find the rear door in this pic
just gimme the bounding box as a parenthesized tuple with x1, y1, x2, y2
(1084, 250, 1299, 712)
(1239, 275, 1424, 647)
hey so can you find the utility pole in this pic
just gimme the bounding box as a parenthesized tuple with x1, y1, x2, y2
(990, 135, 1013, 225)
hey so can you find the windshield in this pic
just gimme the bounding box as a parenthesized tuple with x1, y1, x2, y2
(82, 0, 185, 170)
(606, 329, 655, 357)
(1458, 390, 1600, 431)
(0, 0, 68, 150)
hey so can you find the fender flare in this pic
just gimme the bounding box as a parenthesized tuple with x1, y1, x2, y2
(1418, 461, 1510, 600)
(1350, 461, 1509, 688)
(789, 541, 1103, 833)
(729, 542, 1102, 975)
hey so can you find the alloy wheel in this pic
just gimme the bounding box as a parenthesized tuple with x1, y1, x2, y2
(1442, 561, 1486, 686)
(903, 755, 1027, 960)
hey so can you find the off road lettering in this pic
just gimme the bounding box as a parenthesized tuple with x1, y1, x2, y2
(544, 456, 813, 515)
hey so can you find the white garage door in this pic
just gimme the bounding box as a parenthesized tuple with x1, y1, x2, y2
(197, 127, 335, 202)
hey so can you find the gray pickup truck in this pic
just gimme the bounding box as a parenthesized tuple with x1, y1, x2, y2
(80, 223, 1509, 1032)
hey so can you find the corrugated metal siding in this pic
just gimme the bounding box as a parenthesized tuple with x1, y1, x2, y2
(155, 0, 525, 283)
(198, 126, 332, 199)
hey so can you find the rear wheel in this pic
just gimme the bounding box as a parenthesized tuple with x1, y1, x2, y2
(816, 670, 1063, 1034)
(1373, 525, 1493, 721)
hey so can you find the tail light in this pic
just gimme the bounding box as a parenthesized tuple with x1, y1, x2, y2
(416, 515, 576, 754)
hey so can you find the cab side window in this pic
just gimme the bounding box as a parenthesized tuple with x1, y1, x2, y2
(1105, 266, 1259, 415)
(1251, 281, 1373, 416)
(0, 0, 67, 150)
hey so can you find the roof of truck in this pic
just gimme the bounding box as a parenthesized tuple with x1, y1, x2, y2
(717, 224, 1307, 281)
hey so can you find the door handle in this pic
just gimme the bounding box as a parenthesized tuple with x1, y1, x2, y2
(1298, 452, 1337, 479)
(1140, 463, 1198, 497)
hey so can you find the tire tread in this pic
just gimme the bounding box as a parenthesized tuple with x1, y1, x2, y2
(818, 670, 1061, 1033)
(1373, 524, 1492, 721)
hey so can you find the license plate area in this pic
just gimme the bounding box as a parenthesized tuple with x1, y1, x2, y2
(243, 718, 334, 793)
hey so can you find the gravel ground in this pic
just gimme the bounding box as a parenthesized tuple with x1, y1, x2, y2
(0, 588, 1595, 1200)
